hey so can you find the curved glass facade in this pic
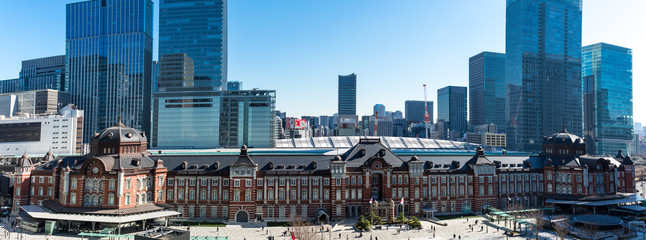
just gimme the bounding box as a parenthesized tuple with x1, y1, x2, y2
(66, 0, 153, 142)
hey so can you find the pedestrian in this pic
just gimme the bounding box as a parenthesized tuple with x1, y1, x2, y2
(459, 236, 461, 240)
(453, 234, 456, 239)
(217, 227, 219, 232)
(376, 237, 378, 240)
(433, 232, 435, 238)
(339, 233, 341, 238)
(187, 226, 190, 231)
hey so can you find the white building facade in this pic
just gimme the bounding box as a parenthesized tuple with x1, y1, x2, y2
(0, 104, 83, 156)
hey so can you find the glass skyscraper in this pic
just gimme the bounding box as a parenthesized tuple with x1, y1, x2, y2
(66, 0, 153, 142)
(437, 86, 467, 135)
(152, 89, 276, 149)
(505, 0, 582, 152)
(469, 52, 506, 132)
(582, 43, 633, 155)
(405, 100, 433, 124)
(159, 0, 227, 89)
(0, 55, 66, 94)
(20, 55, 67, 92)
(338, 73, 357, 115)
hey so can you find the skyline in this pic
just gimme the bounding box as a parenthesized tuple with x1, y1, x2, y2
(0, 0, 643, 124)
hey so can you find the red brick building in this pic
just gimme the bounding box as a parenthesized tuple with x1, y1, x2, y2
(14, 124, 636, 227)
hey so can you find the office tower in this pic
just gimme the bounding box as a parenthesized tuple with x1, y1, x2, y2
(635, 122, 643, 137)
(368, 116, 393, 136)
(393, 118, 407, 137)
(506, 0, 582, 152)
(0, 104, 83, 155)
(219, 90, 276, 148)
(338, 73, 357, 115)
(152, 61, 159, 93)
(227, 81, 242, 91)
(66, 0, 153, 143)
(0, 79, 22, 94)
(405, 100, 433, 124)
(158, 53, 194, 91)
(0, 89, 70, 117)
(583, 43, 633, 155)
(20, 55, 67, 92)
(393, 110, 403, 119)
(159, 0, 227, 89)
(153, 89, 276, 148)
(373, 104, 386, 117)
(437, 86, 467, 137)
(469, 52, 506, 131)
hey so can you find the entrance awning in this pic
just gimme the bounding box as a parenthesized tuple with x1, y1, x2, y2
(21, 205, 180, 224)
(546, 194, 644, 207)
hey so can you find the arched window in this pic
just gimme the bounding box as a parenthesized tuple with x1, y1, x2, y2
(147, 191, 153, 202)
(125, 193, 131, 205)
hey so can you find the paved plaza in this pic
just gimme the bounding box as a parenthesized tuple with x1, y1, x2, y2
(0, 216, 578, 240)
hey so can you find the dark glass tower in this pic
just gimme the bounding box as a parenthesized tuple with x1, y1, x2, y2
(583, 43, 633, 155)
(505, 0, 582, 152)
(405, 100, 433, 124)
(437, 86, 468, 135)
(66, 0, 154, 142)
(159, 0, 227, 90)
(469, 52, 506, 131)
(20, 55, 67, 92)
(338, 73, 357, 115)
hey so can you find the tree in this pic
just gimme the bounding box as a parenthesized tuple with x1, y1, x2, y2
(355, 216, 372, 231)
(368, 211, 381, 225)
(524, 209, 544, 240)
(289, 216, 318, 240)
(409, 216, 422, 229)
(551, 215, 570, 240)
(396, 212, 406, 224)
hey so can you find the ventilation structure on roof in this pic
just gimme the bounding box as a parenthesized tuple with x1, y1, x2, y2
(267, 162, 274, 169)
(213, 161, 219, 170)
(182, 161, 188, 169)
(132, 159, 141, 166)
(310, 161, 317, 169)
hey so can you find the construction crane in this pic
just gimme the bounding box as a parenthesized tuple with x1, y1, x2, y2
(423, 84, 430, 138)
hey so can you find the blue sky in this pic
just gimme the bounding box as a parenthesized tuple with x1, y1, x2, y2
(0, 0, 644, 124)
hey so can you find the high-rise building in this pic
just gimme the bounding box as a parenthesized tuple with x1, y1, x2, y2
(0, 79, 23, 94)
(582, 43, 633, 155)
(0, 89, 70, 117)
(437, 86, 467, 136)
(506, 0, 582, 152)
(338, 73, 357, 115)
(159, 0, 227, 89)
(227, 81, 242, 91)
(152, 89, 221, 148)
(66, 0, 153, 143)
(0, 104, 83, 156)
(219, 90, 276, 148)
(158, 53, 194, 91)
(373, 104, 386, 117)
(405, 100, 433, 124)
(153, 89, 276, 149)
(20, 55, 67, 92)
(152, 60, 159, 93)
(469, 52, 506, 131)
